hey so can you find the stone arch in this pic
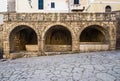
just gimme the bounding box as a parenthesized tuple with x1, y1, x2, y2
(44, 25, 72, 52)
(42, 23, 74, 40)
(79, 25, 110, 52)
(79, 23, 110, 40)
(9, 25, 38, 52)
(79, 25, 109, 42)
(7, 23, 39, 40)
(79, 25, 109, 43)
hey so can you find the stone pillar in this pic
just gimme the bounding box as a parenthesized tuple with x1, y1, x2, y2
(37, 38, 41, 56)
(109, 27, 116, 50)
(3, 41, 10, 59)
(109, 40, 116, 50)
(72, 39, 80, 52)
(40, 39, 45, 55)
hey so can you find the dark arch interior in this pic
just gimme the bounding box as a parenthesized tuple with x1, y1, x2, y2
(10, 25, 38, 52)
(80, 26, 107, 42)
(45, 25, 72, 45)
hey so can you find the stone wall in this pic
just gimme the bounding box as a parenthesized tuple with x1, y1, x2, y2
(26, 45, 38, 52)
(3, 13, 116, 22)
(1, 13, 117, 58)
(116, 12, 120, 49)
(45, 45, 72, 52)
(80, 43, 109, 52)
(0, 14, 3, 58)
(0, 27, 3, 59)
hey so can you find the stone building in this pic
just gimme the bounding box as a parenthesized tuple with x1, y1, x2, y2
(0, 0, 120, 59)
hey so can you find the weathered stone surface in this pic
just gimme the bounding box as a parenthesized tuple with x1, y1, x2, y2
(3, 13, 116, 22)
(0, 12, 118, 58)
(0, 51, 120, 81)
(96, 73, 116, 81)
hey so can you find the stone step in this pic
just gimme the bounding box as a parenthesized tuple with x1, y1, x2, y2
(9, 52, 38, 59)
(45, 51, 73, 56)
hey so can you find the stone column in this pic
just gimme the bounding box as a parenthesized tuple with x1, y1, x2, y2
(40, 38, 45, 55)
(37, 38, 41, 56)
(109, 27, 116, 50)
(109, 40, 116, 50)
(3, 41, 10, 59)
(72, 38, 80, 53)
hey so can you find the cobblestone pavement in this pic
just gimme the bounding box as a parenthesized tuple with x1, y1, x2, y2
(0, 51, 120, 81)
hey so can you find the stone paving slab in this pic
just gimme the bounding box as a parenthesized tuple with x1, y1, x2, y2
(0, 51, 120, 81)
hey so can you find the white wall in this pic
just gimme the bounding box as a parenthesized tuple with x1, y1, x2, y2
(16, 0, 69, 13)
(86, 1, 120, 12)
(8, 0, 15, 12)
(16, 0, 38, 13)
(45, 0, 69, 13)
(0, 0, 7, 12)
(12, 0, 120, 13)
(0, 14, 3, 25)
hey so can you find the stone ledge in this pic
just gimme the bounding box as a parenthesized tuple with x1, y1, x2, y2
(3, 13, 116, 22)
(25, 45, 38, 52)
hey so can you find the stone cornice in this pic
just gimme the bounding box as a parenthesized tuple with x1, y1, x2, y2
(3, 13, 116, 22)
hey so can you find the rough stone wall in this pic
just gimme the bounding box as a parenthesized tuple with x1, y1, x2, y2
(1, 13, 117, 58)
(0, 14, 3, 58)
(0, 25, 3, 58)
(45, 45, 72, 52)
(116, 12, 120, 49)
